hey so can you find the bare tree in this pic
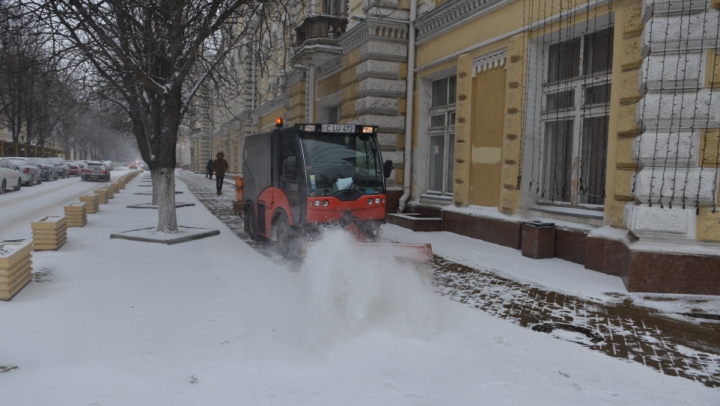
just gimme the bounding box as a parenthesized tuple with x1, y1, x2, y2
(22, 0, 294, 233)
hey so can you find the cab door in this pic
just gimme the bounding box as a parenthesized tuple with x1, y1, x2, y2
(272, 131, 304, 225)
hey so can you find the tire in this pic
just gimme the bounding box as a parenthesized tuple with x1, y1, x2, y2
(244, 204, 258, 241)
(54, 174, 58, 181)
(27, 175, 34, 186)
(273, 214, 298, 259)
(14, 178, 21, 191)
(0, 180, 5, 194)
(37, 176, 42, 185)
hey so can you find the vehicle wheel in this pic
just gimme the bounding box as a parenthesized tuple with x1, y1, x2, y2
(273, 214, 298, 259)
(54, 175, 58, 180)
(244, 204, 258, 241)
(37, 176, 42, 184)
(27, 175, 34, 186)
(0, 180, 5, 194)
(14, 178, 21, 191)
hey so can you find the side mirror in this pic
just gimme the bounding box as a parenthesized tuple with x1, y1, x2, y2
(383, 160, 394, 179)
(283, 157, 297, 179)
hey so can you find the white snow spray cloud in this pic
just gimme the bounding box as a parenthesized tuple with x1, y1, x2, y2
(301, 230, 441, 345)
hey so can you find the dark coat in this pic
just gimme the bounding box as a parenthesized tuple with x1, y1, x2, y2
(212, 158, 229, 177)
(206, 159, 213, 171)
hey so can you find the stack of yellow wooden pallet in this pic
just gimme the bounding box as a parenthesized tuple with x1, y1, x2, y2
(112, 182, 120, 193)
(95, 188, 109, 204)
(104, 185, 114, 199)
(32, 216, 67, 251)
(64, 202, 87, 227)
(80, 194, 99, 213)
(0, 240, 33, 301)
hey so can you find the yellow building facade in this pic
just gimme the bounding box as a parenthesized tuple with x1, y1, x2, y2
(205, 0, 720, 294)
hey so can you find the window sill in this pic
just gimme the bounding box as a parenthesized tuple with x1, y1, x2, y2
(420, 193, 453, 203)
(529, 204, 604, 220)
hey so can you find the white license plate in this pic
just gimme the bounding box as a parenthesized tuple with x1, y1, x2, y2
(321, 124, 355, 133)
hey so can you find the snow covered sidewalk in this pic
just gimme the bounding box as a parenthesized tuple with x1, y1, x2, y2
(0, 171, 718, 405)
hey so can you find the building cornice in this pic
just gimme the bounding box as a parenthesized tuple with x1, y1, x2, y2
(338, 17, 409, 53)
(416, 0, 513, 45)
(472, 48, 507, 76)
(286, 67, 307, 88)
(316, 57, 343, 79)
(254, 94, 288, 117)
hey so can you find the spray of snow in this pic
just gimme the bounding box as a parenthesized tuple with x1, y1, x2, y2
(301, 230, 441, 345)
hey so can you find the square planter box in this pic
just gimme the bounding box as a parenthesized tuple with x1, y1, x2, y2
(0, 240, 33, 300)
(112, 182, 120, 193)
(32, 216, 68, 251)
(95, 189, 109, 204)
(64, 202, 88, 227)
(521, 221, 555, 259)
(80, 194, 100, 213)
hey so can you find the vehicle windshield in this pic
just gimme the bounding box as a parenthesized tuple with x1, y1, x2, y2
(299, 132, 383, 197)
(8, 159, 25, 165)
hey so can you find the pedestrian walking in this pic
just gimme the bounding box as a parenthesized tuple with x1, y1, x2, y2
(206, 159, 214, 179)
(212, 152, 229, 195)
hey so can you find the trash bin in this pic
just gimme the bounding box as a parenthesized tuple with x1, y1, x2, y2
(521, 221, 555, 259)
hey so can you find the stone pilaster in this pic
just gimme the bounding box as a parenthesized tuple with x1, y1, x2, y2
(452, 53, 473, 207)
(625, 0, 720, 242)
(339, 17, 410, 186)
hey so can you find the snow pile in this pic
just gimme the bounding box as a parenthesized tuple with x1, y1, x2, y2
(302, 230, 441, 344)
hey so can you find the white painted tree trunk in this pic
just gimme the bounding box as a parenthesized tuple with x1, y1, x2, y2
(154, 168, 178, 233)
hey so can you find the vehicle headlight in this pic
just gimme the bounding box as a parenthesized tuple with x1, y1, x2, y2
(314, 200, 320, 207)
(322, 200, 329, 207)
(374, 198, 381, 204)
(367, 198, 373, 205)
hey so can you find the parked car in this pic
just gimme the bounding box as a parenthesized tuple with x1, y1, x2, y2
(128, 163, 138, 169)
(39, 158, 59, 181)
(0, 158, 22, 194)
(47, 157, 70, 178)
(81, 161, 111, 182)
(5, 157, 42, 186)
(68, 161, 83, 176)
(102, 160, 114, 171)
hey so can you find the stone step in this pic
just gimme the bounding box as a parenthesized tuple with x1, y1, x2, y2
(387, 213, 442, 232)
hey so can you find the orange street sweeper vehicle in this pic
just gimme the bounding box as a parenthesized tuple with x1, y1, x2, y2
(234, 121, 432, 261)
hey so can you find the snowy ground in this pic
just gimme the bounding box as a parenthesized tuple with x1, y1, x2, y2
(0, 171, 718, 405)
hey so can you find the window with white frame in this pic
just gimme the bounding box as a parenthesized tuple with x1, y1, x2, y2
(427, 75, 456, 196)
(542, 27, 613, 206)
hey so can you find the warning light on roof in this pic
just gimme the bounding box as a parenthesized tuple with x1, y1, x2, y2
(275, 117, 283, 128)
(362, 126, 374, 133)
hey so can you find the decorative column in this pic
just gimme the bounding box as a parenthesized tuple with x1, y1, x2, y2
(624, 0, 720, 243)
(339, 16, 409, 185)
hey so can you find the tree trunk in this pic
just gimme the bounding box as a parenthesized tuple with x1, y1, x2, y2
(151, 168, 160, 205)
(155, 167, 178, 233)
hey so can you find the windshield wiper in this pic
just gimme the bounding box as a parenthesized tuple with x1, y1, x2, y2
(345, 144, 376, 194)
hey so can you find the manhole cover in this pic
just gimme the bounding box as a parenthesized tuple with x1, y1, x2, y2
(532, 322, 605, 344)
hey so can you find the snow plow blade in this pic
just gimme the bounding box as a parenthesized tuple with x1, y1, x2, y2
(302, 242, 433, 262)
(355, 243, 433, 262)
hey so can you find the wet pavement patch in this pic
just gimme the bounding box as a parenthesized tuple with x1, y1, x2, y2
(682, 313, 720, 321)
(0, 365, 18, 372)
(532, 322, 605, 344)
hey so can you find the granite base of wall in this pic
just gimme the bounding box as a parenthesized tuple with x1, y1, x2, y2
(385, 189, 403, 215)
(430, 209, 720, 295)
(442, 211, 522, 249)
